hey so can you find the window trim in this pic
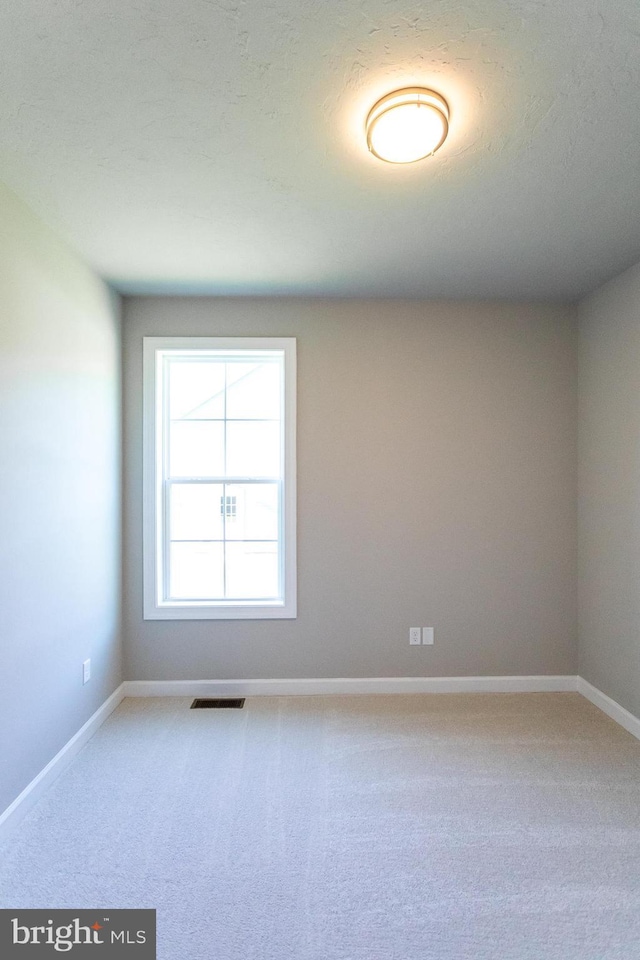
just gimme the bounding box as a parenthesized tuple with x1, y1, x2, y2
(143, 336, 297, 620)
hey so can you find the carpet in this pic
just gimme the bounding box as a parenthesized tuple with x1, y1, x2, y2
(1, 693, 639, 959)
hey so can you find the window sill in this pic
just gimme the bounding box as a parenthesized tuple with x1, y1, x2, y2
(143, 600, 297, 621)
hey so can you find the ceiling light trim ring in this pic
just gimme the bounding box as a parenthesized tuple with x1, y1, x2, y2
(366, 87, 450, 164)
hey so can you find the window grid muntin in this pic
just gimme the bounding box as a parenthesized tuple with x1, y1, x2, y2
(160, 352, 284, 605)
(222, 360, 227, 596)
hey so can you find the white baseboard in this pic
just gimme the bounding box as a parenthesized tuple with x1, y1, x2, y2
(577, 677, 640, 742)
(0, 683, 126, 843)
(124, 675, 578, 698)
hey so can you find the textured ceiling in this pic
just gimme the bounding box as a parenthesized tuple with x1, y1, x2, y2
(1, 0, 639, 300)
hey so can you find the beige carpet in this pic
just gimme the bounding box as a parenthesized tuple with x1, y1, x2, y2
(1, 693, 640, 959)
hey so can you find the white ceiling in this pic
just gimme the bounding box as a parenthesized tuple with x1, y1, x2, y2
(1, 0, 639, 300)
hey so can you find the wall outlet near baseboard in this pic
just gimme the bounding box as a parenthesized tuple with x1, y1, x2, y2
(422, 628, 434, 645)
(83, 659, 91, 684)
(409, 627, 421, 645)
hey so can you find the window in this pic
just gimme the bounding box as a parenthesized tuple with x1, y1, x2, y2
(143, 337, 296, 619)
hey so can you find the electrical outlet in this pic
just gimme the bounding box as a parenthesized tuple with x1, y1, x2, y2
(422, 627, 434, 645)
(409, 627, 421, 645)
(83, 659, 91, 685)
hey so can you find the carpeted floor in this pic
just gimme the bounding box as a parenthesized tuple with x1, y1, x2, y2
(1, 693, 640, 959)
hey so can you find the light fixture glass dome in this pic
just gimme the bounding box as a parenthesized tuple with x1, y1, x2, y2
(366, 88, 449, 164)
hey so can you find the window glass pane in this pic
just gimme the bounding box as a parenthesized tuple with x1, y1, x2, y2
(169, 542, 224, 599)
(225, 542, 279, 599)
(169, 361, 225, 420)
(226, 421, 281, 477)
(224, 483, 279, 541)
(170, 484, 224, 540)
(226, 362, 281, 420)
(169, 421, 224, 477)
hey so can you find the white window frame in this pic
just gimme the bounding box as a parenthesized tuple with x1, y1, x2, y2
(143, 336, 296, 620)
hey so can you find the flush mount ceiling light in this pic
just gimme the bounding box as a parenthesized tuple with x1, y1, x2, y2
(366, 87, 449, 164)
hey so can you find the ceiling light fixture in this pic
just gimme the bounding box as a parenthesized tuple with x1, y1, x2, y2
(366, 87, 449, 164)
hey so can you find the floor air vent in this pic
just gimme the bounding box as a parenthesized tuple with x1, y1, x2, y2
(191, 698, 245, 709)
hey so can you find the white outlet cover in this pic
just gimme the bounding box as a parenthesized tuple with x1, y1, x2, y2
(409, 627, 421, 645)
(422, 627, 434, 645)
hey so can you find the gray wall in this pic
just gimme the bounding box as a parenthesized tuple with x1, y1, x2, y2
(0, 184, 122, 816)
(123, 297, 577, 681)
(578, 259, 640, 717)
